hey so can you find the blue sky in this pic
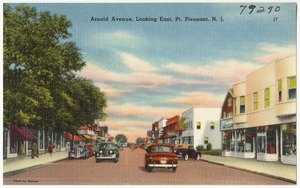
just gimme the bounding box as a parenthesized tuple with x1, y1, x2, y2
(18, 3, 297, 141)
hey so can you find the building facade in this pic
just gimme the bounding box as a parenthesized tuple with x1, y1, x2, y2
(181, 108, 222, 149)
(220, 56, 296, 165)
(5, 124, 66, 159)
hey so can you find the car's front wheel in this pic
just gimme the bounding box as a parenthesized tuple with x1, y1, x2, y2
(146, 163, 153, 173)
(114, 158, 119, 163)
(184, 154, 189, 161)
(172, 167, 177, 172)
(95, 159, 100, 163)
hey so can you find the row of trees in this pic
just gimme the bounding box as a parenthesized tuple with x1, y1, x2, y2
(3, 4, 107, 133)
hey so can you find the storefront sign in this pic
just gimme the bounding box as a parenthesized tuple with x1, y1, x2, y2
(220, 117, 233, 131)
(168, 131, 179, 137)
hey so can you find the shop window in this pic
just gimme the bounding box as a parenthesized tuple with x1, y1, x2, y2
(288, 77, 296, 100)
(278, 79, 282, 102)
(282, 124, 296, 156)
(253, 92, 258, 111)
(210, 122, 215, 129)
(10, 140, 18, 154)
(240, 96, 246, 113)
(257, 127, 266, 153)
(245, 128, 255, 152)
(223, 131, 232, 151)
(231, 132, 235, 151)
(204, 137, 209, 144)
(264, 88, 270, 108)
(197, 122, 201, 129)
(267, 126, 277, 154)
(236, 130, 245, 152)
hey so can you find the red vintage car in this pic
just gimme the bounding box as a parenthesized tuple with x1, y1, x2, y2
(144, 143, 178, 173)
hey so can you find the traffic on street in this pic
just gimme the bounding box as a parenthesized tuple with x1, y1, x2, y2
(3, 147, 292, 185)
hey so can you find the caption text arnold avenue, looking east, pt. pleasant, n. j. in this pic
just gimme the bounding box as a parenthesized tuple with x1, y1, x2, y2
(90, 16, 224, 22)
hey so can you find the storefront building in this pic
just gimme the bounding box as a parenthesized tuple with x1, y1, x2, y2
(161, 115, 181, 144)
(220, 56, 296, 165)
(182, 108, 221, 149)
(5, 124, 66, 159)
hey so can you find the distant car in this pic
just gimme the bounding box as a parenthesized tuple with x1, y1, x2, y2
(95, 142, 119, 163)
(68, 144, 90, 159)
(144, 143, 178, 173)
(174, 144, 201, 161)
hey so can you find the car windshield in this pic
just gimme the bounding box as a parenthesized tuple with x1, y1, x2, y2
(151, 146, 172, 152)
(73, 145, 83, 149)
(99, 143, 116, 149)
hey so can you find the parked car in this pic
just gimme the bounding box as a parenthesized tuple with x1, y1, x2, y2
(68, 144, 90, 159)
(144, 143, 178, 173)
(95, 142, 119, 163)
(174, 144, 201, 161)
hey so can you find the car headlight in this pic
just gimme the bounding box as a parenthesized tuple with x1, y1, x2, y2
(110, 151, 112, 153)
(100, 151, 102, 153)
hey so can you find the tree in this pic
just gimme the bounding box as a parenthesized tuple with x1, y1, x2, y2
(115, 134, 128, 144)
(135, 137, 144, 146)
(179, 117, 187, 131)
(3, 4, 107, 132)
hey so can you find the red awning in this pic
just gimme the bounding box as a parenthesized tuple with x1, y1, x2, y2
(64, 133, 85, 142)
(10, 124, 37, 141)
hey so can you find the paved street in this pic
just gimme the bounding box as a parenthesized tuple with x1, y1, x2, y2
(3, 148, 293, 185)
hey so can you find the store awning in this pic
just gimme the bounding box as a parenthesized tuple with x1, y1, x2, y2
(83, 134, 97, 142)
(65, 133, 85, 142)
(10, 124, 37, 141)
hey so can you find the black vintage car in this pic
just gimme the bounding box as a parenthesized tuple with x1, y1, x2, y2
(95, 142, 119, 163)
(174, 144, 201, 161)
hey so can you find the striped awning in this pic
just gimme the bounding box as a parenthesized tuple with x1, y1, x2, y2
(10, 124, 37, 141)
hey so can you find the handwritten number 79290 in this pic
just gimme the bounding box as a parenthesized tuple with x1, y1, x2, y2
(240, 5, 280, 15)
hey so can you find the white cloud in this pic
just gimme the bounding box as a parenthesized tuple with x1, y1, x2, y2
(165, 59, 260, 84)
(169, 91, 224, 108)
(119, 52, 157, 72)
(106, 102, 185, 119)
(255, 43, 296, 64)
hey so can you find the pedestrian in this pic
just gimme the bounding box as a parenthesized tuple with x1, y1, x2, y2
(131, 144, 135, 152)
(48, 141, 53, 157)
(31, 141, 39, 159)
(20, 142, 26, 157)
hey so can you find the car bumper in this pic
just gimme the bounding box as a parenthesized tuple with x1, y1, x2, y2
(96, 156, 117, 159)
(148, 164, 178, 168)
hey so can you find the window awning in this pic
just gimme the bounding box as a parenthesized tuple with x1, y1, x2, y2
(10, 124, 37, 141)
(65, 133, 85, 142)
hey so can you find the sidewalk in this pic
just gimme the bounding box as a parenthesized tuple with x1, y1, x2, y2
(3, 151, 69, 175)
(201, 154, 297, 183)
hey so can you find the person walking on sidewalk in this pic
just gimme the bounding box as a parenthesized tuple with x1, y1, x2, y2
(20, 142, 26, 158)
(31, 141, 39, 159)
(48, 141, 54, 157)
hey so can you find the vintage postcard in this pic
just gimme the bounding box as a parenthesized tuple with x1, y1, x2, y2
(2, 1, 297, 186)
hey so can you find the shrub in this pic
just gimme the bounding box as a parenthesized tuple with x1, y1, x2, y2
(196, 145, 204, 151)
(206, 143, 212, 150)
(202, 149, 222, 156)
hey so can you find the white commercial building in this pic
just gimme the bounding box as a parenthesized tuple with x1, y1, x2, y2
(181, 107, 222, 149)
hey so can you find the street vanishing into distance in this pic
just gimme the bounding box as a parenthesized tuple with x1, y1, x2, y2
(4, 148, 292, 185)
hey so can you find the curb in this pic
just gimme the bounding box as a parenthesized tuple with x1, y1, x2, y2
(200, 159, 296, 184)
